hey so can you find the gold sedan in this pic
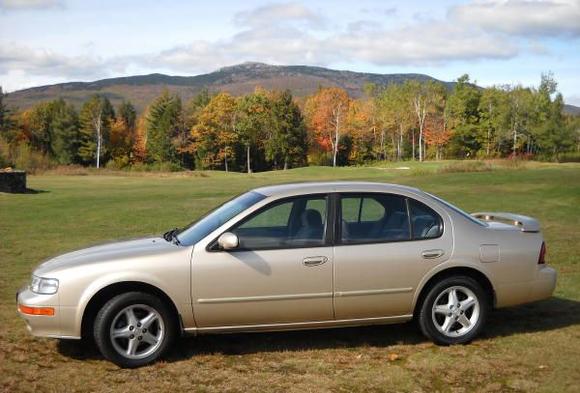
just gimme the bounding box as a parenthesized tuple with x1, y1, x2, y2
(17, 182, 556, 368)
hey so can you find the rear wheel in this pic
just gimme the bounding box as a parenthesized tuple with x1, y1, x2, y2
(418, 276, 488, 345)
(93, 291, 176, 368)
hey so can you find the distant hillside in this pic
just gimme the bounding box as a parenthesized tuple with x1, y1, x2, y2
(4, 63, 452, 113)
(564, 104, 580, 116)
(4, 62, 579, 115)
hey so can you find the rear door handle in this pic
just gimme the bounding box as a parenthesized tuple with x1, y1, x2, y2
(422, 249, 444, 259)
(303, 256, 328, 267)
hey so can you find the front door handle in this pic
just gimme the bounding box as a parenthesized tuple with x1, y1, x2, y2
(303, 256, 328, 267)
(422, 249, 444, 259)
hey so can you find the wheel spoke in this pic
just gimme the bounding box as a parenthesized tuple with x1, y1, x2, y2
(441, 316, 454, 333)
(142, 331, 159, 346)
(457, 314, 471, 328)
(448, 288, 459, 307)
(110, 304, 165, 359)
(434, 304, 449, 315)
(140, 312, 158, 329)
(125, 308, 139, 327)
(111, 326, 132, 339)
(126, 338, 138, 356)
(460, 297, 476, 311)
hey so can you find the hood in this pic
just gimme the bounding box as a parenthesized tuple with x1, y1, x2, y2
(34, 237, 181, 275)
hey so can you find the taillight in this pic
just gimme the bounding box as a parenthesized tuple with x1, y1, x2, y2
(538, 242, 547, 264)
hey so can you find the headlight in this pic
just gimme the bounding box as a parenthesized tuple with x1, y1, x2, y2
(30, 275, 59, 295)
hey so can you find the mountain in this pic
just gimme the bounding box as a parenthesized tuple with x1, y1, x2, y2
(4, 62, 579, 115)
(564, 104, 580, 116)
(3, 62, 452, 113)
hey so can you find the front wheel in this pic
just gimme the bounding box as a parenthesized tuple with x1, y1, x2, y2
(93, 292, 177, 368)
(418, 276, 488, 345)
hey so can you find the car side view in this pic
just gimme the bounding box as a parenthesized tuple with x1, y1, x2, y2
(17, 182, 557, 368)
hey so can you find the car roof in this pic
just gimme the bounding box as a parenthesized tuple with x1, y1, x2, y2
(253, 182, 423, 198)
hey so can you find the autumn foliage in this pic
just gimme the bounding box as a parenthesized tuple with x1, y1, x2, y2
(305, 87, 350, 166)
(1, 72, 575, 172)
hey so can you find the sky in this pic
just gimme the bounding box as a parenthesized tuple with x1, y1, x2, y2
(0, 0, 579, 105)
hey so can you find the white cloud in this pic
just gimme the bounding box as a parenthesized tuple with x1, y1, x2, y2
(0, 42, 114, 78)
(0, 0, 63, 10)
(331, 24, 518, 65)
(451, 0, 580, 37)
(566, 94, 580, 106)
(140, 13, 517, 72)
(360, 7, 398, 17)
(1, 1, 577, 91)
(233, 2, 325, 29)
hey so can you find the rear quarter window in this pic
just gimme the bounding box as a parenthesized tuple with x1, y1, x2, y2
(408, 199, 443, 239)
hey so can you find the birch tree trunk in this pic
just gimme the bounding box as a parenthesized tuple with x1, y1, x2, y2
(397, 125, 402, 160)
(246, 144, 252, 173)
(486, 102, 492, 157)
(332, 110, 340, 167)
(411, 130, 415, 161)
(512, 126, 517, 156)
(94, 108, 103, 169)
(381, 130, 387, 161)
(417, 105, 427, 162)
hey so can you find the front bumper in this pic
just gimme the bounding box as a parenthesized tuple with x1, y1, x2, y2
(16, 286, 79, 339)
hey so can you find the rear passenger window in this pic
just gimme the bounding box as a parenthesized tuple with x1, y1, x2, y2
(340, 194, 409, 243)
(409, 199, 443, 239)
(360, 198, 384, 221)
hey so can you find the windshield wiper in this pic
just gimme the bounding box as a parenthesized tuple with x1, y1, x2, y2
(163, 228, 181, 245)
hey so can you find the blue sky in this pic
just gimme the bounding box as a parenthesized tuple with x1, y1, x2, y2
(1, 0, 579, 105)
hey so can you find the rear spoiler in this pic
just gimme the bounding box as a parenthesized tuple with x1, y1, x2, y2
(471, 212, 540, 232)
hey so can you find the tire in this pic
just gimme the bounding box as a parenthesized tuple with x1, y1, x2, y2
(418, 275, 488, 345)
(93, 291, 177, 368)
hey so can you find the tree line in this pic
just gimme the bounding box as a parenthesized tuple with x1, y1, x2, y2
(1, 73, 579, 172)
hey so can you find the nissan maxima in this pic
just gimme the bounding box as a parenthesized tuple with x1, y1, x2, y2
(17, 182, 557, 367)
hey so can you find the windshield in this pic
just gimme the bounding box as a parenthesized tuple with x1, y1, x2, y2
(426, 192, 488, 227)
(176, 191, 266, 246)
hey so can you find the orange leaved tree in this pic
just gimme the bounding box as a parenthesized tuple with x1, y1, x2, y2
(424, 113, 452, 161)
(305, 87, 350, 167)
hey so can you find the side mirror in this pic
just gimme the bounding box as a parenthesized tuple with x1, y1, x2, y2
(217, 232, 239, 250)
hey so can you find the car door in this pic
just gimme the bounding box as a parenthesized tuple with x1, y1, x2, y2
(191, 194, 334, 328)
(333, 192, 452, 320)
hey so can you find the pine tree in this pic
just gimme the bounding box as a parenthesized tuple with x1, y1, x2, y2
(145, 91, 182, 164)
(268, 90, 307, 169)
(0, 86, 12, 138)
(50, 99, 80, 164)
(118, 101, 137, 131)
(445, 75, 482, 158)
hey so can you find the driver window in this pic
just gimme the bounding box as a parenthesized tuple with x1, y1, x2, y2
(232, 196, 327, 249)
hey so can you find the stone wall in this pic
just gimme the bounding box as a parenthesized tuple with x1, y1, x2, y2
(0, 171, 27, 193)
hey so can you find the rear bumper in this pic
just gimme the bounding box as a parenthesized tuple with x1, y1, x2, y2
(16, 287, 80, 339)
(529, 265, 557, 302)
(495, 265, 557, 308)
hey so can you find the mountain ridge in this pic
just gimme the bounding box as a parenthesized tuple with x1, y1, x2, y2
(3, 63, 452, 112)
(4, 62, 579, 115)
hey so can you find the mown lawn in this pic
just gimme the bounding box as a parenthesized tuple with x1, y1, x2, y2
(1, 163, 579, 392)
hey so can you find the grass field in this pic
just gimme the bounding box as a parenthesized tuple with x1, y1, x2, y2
(1, 162, 579, 392)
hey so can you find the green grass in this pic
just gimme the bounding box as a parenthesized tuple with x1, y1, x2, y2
(1, 164, 579, 392)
